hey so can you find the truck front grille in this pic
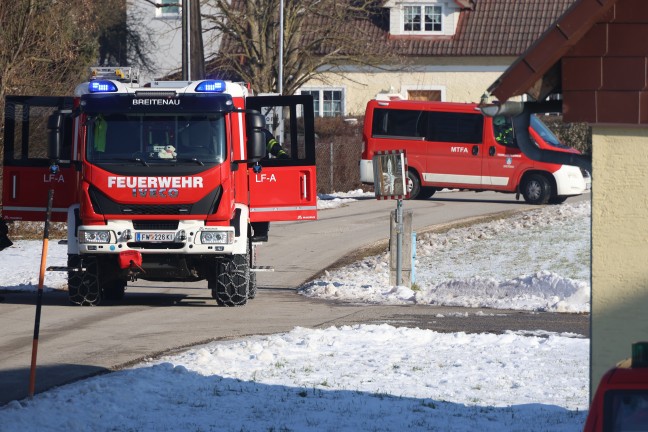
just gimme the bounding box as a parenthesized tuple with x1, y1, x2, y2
(132, 220, 179, 230)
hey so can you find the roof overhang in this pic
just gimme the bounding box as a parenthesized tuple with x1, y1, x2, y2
(486, 0, 619, 102)
(453, 0, 475, 9)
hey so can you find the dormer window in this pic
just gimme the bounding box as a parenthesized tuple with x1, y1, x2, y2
(387, 1, 461, 37)
(404, 5, 443, 33)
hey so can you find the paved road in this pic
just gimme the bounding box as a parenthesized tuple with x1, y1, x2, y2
(0, 191, 590, 405)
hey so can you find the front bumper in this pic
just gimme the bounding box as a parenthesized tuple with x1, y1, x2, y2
(76, 219, 247, 256)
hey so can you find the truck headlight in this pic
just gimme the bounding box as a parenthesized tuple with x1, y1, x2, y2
(79, 230, 112, 244)
(200, 230, 233, 244)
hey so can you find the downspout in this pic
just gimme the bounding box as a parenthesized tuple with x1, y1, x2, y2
(481, 100, 592, 173)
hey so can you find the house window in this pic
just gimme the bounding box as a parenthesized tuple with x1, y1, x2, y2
(156, 1, 180, 19)
(301, 89, 344, 117)
(403, 5, 442, 32)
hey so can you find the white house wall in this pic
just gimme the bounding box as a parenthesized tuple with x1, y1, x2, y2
(127, 0, 220, 85)
(304, 57, 514, 116)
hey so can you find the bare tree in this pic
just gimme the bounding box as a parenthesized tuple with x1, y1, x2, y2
(202, 0, 403, 95)
(0, 0, 99, 102)
(0, 0, 102, 163)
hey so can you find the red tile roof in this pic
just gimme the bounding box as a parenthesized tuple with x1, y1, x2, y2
(391, 0, 576, 57)
(214, 0, 576, 74)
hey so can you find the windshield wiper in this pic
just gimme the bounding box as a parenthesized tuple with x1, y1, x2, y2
(177, 157, 205, 166)
(104, 157, 150, 166)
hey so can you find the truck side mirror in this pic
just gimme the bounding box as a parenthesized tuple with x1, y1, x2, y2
(48, 113, 64, 160)
(246, 112, 267, 163)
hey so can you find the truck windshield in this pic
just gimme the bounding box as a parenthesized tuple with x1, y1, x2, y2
(87, 113, 226, 164)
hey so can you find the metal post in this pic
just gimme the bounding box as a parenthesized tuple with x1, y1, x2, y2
(330, 142, 334, 192)
(278, 0, 285, 144)
(396, 199, 403, 286)
(278, 0, 284, 96)
(28, 189, 54, 397)
(186, 0, 191, 81)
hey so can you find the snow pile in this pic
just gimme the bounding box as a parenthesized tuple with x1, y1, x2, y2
(301, 201, 591, 312)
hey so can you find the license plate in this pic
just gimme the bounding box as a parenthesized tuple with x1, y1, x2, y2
(135, 232, 175, 242)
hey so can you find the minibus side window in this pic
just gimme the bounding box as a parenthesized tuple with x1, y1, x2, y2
(493, 115, 517, 148)
(427, 112, 483, 144)
(372, 108, 426, 138)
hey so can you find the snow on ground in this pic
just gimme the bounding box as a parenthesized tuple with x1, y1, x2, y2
(0, 192, 591, 431)
(303, 195, 591, 313)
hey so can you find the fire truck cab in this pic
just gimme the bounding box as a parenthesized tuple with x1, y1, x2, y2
(1, 67, 317, 306)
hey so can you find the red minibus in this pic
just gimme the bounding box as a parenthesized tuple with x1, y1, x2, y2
(360, 99, 590, 204)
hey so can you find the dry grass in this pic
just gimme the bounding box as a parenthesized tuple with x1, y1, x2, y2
(4, 221, 68, 240)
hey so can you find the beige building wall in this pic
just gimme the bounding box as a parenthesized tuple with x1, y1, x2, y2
(303, 57, 516, 116)
(591, 126, 648, 392)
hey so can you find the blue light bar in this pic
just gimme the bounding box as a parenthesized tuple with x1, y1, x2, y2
(195, 80, 226, 93)
(88, 80, 118, 93)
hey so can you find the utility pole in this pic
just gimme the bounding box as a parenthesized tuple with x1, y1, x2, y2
(181, 0, 205, 80)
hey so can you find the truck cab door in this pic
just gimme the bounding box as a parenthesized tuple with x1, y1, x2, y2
(2, 96, 76, 222)
(245, 95, 317, 222)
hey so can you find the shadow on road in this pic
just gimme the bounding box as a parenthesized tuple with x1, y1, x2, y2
(0, 363, 111, 407)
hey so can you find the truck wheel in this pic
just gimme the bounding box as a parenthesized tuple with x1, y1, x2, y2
(67, 255, 102, 306)
(248, 241, 257, 300)
(248, 271, 257, 300)
(103, 280, 126, 301)
(522, 173, 552, 205)
(210, 253, 249, 307)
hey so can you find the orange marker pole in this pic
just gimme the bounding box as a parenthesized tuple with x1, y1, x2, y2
(28, 189, 54, 398)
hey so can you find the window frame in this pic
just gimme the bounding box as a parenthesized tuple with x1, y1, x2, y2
(402, 4, 444, 34)
(155, 1, 181, 19)
(299, 87, 346, 117)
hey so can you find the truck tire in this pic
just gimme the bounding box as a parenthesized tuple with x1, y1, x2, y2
(210, 253, 249, 307)
(248, 240, 257, 300)
(67, 255, 102, 306)
(248, 271, 257, 300)
(103, 280, 126, 301)
(522, 173, 552, 205)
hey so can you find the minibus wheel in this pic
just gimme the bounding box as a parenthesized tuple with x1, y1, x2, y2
(521, 173, 552, 205)
(407, 170, 435, 200)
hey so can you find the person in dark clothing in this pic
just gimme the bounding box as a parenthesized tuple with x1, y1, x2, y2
(0, 219, 12, 252)
(263, 129, 290, 159)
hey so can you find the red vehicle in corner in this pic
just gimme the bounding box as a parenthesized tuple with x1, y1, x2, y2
(584, 342, 648, 431)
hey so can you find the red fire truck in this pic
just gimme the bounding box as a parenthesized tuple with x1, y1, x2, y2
(1, 67, 317, 306)
(584, 342, 648, 431)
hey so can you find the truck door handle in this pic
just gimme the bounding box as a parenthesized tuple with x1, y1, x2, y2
(472, 145, 479, 156)
(489, 146, 495, 156)
(301, 173, 308, 199)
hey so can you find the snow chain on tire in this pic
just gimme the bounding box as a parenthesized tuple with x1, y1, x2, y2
(211, 253, 249, 307)
(67, 255, 102, 306)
